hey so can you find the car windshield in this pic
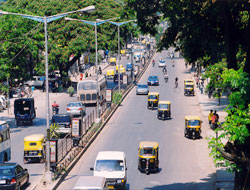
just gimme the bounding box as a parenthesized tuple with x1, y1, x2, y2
(159, 104, 168, 109)
(188, 120, 200, 126)
(52, 116, 70, 123)
(159, 60, 166, 63)
(185, 85, 193, 88)
(138, 85, 148, 88)
(149, 95, 157, 99)
(140, 147, 155, 156)
(0, 168, 14, 176)
(95, 160, 124, 171)
(68, 103, 81, 107)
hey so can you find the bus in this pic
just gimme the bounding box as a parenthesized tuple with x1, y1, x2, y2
(0, 121, 11, 163)
(77, 75, 107, 105)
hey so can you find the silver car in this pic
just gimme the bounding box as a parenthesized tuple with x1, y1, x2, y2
(136, 84, 149, 95)
(66, 102, 86, 117)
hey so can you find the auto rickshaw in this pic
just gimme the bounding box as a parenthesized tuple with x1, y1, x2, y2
(14, 98, 36, 126)
(106, 69, 115, 79)
(109, 57, 117, 65)
(116, 67, 125, 74)
(157, 101, 171, 120)
(138, 141, 159, 175)
(184, 116, 202, 140)
(120, 49, 126, 55)
(184, 82, 195, 96)
(147, 92, 159, 110)
(23, 134, 45, 163)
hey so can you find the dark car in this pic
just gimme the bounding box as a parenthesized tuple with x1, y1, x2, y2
(147, 76, 159, 86)
(51, 114, 71, 136)
(0, 163, 29, 190)
(126, 63, 133, 71)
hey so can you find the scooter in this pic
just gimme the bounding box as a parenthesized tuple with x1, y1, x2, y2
(52, 107, 59, 115)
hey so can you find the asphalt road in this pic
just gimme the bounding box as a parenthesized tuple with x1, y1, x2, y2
(7, 55, 132, 189)
(56, 50, 215, 190)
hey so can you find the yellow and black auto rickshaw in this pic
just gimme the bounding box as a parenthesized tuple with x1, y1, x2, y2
(157, 101, 171, 120)
(24, 134, 45, 163)
(109, 57, 117, 65)
(184, 116, 202, 140)
(147, 92, 159, 110)
(184, 82, 195, 96)
(138, 141, 159, 175)
(106, 69, 115, 79)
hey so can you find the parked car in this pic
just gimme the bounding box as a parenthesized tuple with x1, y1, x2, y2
(147, 76, 159, 86)
(0, 163, 29, 190)
(136, 84, 149, 95)
(158, 60, 166, 67)
(66, 102, 86, 118)
(51, 114, 71, 135)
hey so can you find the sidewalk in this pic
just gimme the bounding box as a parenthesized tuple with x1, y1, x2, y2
(189, 68, 235, 190)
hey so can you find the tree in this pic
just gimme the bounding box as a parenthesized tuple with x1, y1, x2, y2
(0, 0, 136, 87)
(128, 0, 250, 74)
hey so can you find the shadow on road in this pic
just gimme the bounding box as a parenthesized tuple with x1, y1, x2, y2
(144, 173, 215, 190)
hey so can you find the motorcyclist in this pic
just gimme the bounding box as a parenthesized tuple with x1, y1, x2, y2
(164, 72, 168, 82)
(162, 66, 167, 73)
(152, 59, 155, 67)
(52, 101, 59, 114)
(175, 77, 178, 88)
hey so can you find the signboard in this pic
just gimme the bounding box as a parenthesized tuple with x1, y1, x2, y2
(72, 119, 80, 137)
(50, 141, 57, 163)
(123, 75, 128, 85)
(106, 89, 112, 102)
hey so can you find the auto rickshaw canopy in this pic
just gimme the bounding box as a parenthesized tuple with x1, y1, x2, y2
(185, 115, 201, 121)
(148, 92, 159, 96)
(158, 101, 171, 110)
(184, 79, 194, 84)
(139, 141, 159, 149)
(139, 141, 159, 158)
(120, 49, 126, 54)
(24, 134, 45, 151)
(106, 69, 115, 76)
(116, 67, 125, 74)
(109, 57, 117, 63)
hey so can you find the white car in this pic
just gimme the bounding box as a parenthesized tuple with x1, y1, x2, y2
(91, 151, 127, 190)
(158, 60, 166, 67)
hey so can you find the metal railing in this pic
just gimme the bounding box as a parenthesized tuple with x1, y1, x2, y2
(57, 134, 73, 162)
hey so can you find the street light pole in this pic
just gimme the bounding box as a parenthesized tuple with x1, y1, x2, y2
(44, 16, 52, 181)
(95, 21, 100, 118)
(118, 24, 120, 93)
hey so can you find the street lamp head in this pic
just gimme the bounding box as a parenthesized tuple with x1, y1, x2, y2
(0, 10, 9, 15)
(65, 17, 74, 21)
(79, 5, 95, 13)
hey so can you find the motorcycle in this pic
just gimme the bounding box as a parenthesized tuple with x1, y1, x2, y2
(52, 106, 59, 115)
(164, 74, 168, 83)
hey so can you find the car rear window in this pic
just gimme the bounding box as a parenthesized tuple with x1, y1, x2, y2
(0, 168, 14, 176)
(68, 103, 81, 107)
(52, 115, 70, 123)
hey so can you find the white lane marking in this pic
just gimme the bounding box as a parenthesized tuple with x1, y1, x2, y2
(149, 181, 161, 185)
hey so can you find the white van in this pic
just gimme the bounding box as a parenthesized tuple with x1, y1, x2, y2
(90, 151, 127, 190)
(73, 176, 108, 190)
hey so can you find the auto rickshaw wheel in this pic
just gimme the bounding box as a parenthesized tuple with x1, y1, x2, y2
(146, 169, 150, 175)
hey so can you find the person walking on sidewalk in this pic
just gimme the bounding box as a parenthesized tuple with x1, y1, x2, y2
(211, 110, 219, 130)
(208, 110, 213, 128)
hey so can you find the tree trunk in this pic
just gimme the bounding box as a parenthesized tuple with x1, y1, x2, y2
(220, 0, 238, 70)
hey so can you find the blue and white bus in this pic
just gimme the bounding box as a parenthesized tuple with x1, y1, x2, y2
(0, 121, 11, 163)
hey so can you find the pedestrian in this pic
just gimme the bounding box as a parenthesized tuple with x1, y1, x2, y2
(208, 110, 213, 127)
(211, 110, 219, 130)
(85, 72, 88, 78)
(195, 76, 199, 88)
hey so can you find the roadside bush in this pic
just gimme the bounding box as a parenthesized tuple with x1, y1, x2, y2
(112, 92, 122, 105)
